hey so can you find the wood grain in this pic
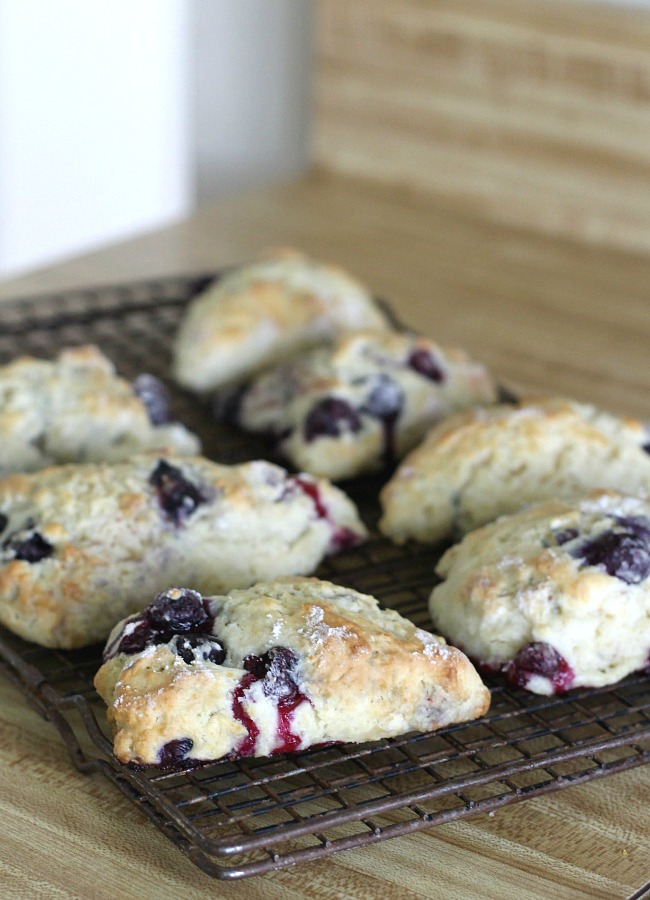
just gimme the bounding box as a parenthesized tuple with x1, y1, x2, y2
(0, 173, 650, 896)
(314, 0, 650, 252)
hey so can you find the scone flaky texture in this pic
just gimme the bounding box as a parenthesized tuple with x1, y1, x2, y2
(0, 345, 200, 475)
(95, 578, 490, 765)
(172, 248, 391, 392)
(429, 491, 650, 695)
(380, 397, 650, 545)
(230, 330, 497, 481)
(0, 456, 366, 648)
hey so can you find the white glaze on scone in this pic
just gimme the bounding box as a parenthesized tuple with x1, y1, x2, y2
(429, 491, 650, 695)
(0, 456, 366, 648)
(380, 397, 650, 544)
(172, 248, 391, 392)
(94, 578, 490, 765)
(0, 345, 200, 475)
(228, 330, 497, 481)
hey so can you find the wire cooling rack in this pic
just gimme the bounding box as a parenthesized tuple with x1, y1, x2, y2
(0, 274, 649, 880)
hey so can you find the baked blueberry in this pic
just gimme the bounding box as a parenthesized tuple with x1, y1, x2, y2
(132, 373, 171, 425)
(244, 646, 301, 702)
(107, 588, 216, 658)
(111, 618, 152, 657)
(148, 587, 211, 632)
(240, 646, 308, 753)
(157, 737, 194, 767)
(303, 397, 362, 443)
(506, 642, 574, 693)
(149, 460, 206, 524)
(171, 633, 226, 666)
(554, 528, 579, 545)
(362, 374, 404, 420)
(362, 374, 404, 462)
(408, 348, 445, 383)
(572, 526, 650, 584)
(4, 530, 53, 563)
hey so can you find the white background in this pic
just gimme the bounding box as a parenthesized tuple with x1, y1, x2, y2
(0, 0, 312, 278)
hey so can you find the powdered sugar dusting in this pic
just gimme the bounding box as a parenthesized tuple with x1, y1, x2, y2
(415, 628, 452, 661)
(300, 604, 355, 649)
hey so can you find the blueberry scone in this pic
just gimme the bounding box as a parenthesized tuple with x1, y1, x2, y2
(429, 491, 650, 695)
(0, 456, 366, 648)
(380, 397, 650, 545)
(94, 577, 491, 766)
(0, 345, 200, 475)
(172, 248, 391, 392)
(220, 331, 497, 481)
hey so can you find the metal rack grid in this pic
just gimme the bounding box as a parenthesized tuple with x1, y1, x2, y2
(0, 275, 649, 880)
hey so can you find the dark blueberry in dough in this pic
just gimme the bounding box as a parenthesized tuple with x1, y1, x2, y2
(172, 633, 226, 665)
(112, 618, 152, 657)
(244, 646, 300, 703)
(0, 514, 7, 534)
(506, 642, 574, 692)
(361, 374, 404, 463)
(132, 373, 171, 425)
(303, 397, 362, 442)
(8, 531, 54, 563)
(613, 515, 650, 538)
(407, 348, 445, 383)
(148, 587, 211, 633)
(554, 528, 579, 546)
(361, 374, 404, 420)
(157, 737, 194, 767)
(149, 460, 205, 524)
(107, 588, 214, 659)
(572, 527, 650, 584)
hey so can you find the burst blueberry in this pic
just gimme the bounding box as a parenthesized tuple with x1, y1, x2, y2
(506, 642, 574, 692)
(361, 374, 404, 420)
(243, 646, 300, 702)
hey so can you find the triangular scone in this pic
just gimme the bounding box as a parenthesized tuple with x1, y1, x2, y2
(172, 248, 391, 393)
(224, 330, 497, 481)
(0, 345, 199, 475)
(380, 397, 650, 545)
(429, 491, 650, 695)
(0, 457, 366, 648)
(95, 578, 490, 766)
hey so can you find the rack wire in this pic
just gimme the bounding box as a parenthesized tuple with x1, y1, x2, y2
(0, 274, 649, 880)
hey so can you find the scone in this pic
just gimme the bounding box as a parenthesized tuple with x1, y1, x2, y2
(0, 455, 366, 648)
(94, 577, 491, 766)
(0, 345, 200, 475)
(172, 248, 391, 392)
(220, 330, 497, 481)
(429, 491, 650, 695)
(380, 397, 650, 544)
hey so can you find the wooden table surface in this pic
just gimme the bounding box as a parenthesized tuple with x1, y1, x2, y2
(0, 173, 649, 899)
